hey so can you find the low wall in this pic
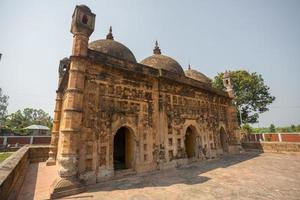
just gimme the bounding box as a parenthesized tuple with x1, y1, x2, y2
(245, 132, 300, 143)
(281, 134, 300, 142)
(0, 136, 51, 146)
(0, 145, 50, 200)
(264, 134, 279, 142)
(29, 145, 50, 162)
(242, 141, 300, 153)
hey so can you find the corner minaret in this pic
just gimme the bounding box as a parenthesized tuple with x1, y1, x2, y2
(70, 5, 95, 56)
(223, 70, 241, 150)
(46, 58, 70, 166)
(50, 5, 95, 199)
(223, 70, 234, 98)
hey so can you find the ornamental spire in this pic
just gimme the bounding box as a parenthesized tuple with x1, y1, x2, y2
(188, 64, 191, 70)
(106, 26, 114, 40)
(153, 40, 161, 55)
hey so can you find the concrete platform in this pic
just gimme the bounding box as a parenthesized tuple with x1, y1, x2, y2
(17, 152, 300, 200)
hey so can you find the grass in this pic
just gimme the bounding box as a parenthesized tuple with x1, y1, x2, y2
(0, 152, 13, 163)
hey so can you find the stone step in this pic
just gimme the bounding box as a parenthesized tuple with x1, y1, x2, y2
(113, 168, 136, 179)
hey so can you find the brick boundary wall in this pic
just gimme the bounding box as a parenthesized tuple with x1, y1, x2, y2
(0, 145, 50, 200)
(245, 133, 300, 143)
(242, 141, 300, 153)
(0, 136, 51, 151)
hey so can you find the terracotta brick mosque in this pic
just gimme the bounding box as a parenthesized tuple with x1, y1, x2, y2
(46, 5, 241, 198)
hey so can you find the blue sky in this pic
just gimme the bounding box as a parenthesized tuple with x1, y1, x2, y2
(0, 0, 299, 127)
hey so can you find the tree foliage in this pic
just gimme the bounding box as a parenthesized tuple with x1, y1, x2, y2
(0, 88, 9, 120)
(269, 124, 276, 133)
(4, 108, 53, 134)
(212, 70, 275, 124)
(241, 123, 253, 134)
(252, 124, 300, 133)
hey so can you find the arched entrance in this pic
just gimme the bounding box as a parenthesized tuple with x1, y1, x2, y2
(185, 126, 197, 158)
(113, 127, 134, 170)
(220, 127, 228, 152)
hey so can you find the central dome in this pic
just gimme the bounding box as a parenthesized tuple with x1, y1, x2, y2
(185, 65, 212, 84)
(88, 27, 137, 63)
(140, 41, 184, 75)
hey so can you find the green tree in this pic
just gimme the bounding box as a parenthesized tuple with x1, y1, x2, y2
(269, 124, 276, 133)
(4, 108, 52, 134)
(212, 70, 275, 124)
(297, 125, 300, 132)
(290, 124, 296, 132)
(241, 123, 253, 134)
(0, 88, 9, 121)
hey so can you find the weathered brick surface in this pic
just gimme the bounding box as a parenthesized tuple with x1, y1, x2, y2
(29, 145, 50, 163)
(0, 146, 29, 200)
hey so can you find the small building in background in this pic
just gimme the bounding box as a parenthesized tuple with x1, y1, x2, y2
(23, 125, 50, 136)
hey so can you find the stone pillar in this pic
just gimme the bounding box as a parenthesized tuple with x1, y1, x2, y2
(278, 133, 282, 142)
(50, 5, 95, 199)
(30, 136, 34, 145)
(3, 136, 7, 145)
(46, 91, 63, 166)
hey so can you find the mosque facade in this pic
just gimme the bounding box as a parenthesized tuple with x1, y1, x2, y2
(46, 5, 241, 198)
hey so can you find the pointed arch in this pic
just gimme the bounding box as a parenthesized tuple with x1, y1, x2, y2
(184, 125, 197, 158)
(220, 126, 228, 153)
(113, 125, 136, 170)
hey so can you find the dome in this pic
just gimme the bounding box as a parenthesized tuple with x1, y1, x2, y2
(141, 54, 184, 75)
(88, 27, 137, 63)
(140, 41, 184, 75)
(185, 65, 212, 84)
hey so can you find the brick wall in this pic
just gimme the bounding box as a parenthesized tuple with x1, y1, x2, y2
(245, 133, 300, 143)
(0, 136, 51, 149)
(0, 145, 50, 200)
(281, 134, 300, 142)
(7, 137, 31, 145)
(242, 141, 300, 153)
(264, 134, 279, 142)
(32, 137, 51, 144)
(28, 145, 50, 162)
(0, 146, 29, 200)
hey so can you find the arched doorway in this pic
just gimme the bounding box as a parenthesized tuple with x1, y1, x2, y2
(185, 126, 197, 158)
(113, 127, 134, 170)
(220, 127, 228, 152)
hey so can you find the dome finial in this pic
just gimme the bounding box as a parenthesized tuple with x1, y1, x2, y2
(106, 26, 114, 40)
(153, 40, 161, 55)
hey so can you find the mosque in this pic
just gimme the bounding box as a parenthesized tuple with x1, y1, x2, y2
(46, 5, 241, 198)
